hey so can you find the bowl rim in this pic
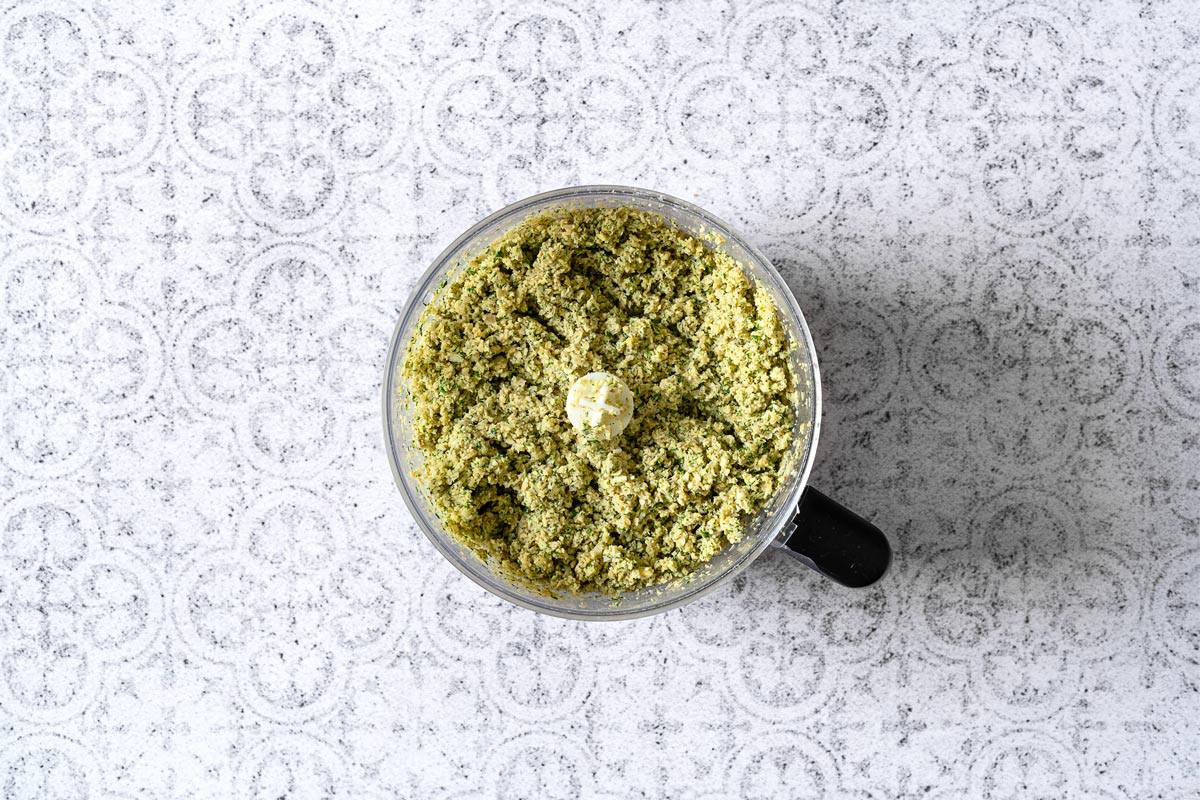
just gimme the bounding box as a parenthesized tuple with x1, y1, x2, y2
(381, 184, 823, 620)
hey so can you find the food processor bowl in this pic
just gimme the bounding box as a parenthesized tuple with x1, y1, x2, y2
(382, 185, 887, 620)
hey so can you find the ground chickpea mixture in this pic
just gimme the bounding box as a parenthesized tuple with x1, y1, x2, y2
(402, 206, 799, 594)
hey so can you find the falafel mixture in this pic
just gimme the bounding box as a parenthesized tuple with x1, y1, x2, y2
(402, 206, 799, 594)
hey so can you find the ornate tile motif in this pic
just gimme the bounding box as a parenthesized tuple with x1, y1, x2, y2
(665, 2, 898, 234)
(421, 2, 658, 206)
(0, 1, 164, 235)
(173, 3, 405, 233)
(0, 0, 1197, 797)
(912, 3, 1140, 237)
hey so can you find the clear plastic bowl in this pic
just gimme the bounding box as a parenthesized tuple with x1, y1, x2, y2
(382, 185, 822, 620)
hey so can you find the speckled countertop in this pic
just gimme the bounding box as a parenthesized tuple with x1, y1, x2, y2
(1, 0, 1198, 797)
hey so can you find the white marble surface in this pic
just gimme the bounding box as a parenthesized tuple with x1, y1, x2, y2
(1, 0, 1199, 797)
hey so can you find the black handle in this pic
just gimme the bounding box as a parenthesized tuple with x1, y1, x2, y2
(778, 486, 891, 588)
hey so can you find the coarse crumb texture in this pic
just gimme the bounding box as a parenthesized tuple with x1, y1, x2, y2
(402, 206, 798, 594)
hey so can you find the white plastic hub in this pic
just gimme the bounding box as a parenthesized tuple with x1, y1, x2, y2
(566, 371, 634, 439)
